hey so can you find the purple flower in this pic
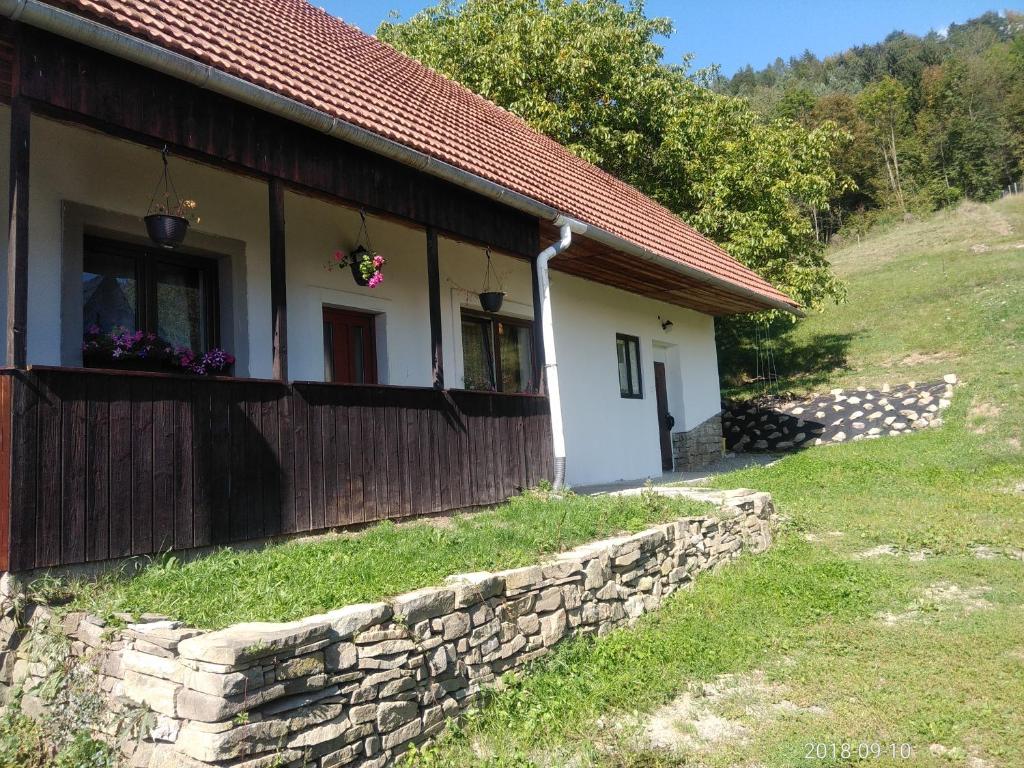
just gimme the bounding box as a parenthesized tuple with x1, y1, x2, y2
(199, 348, 235, 373)
(368, 272, 383, 288)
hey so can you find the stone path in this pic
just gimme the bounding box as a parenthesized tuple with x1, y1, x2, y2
(577, 454, 781, 496)
(723, 375, 958, 452)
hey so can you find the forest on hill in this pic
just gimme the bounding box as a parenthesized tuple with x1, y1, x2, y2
(716, 11, 1024, 238)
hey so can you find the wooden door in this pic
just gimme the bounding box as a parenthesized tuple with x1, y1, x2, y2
(323, 307, 377, 384)
(654, 362, 674, 471)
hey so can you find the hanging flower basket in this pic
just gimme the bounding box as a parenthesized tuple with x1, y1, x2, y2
(479, 291, 505, 313)
(478, 248, 505, 313)
(145, 146, 199, 249)
(144, 213, 190, 248)
(325, 212, 386, 288)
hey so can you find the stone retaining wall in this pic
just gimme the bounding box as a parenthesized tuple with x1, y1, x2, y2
(723, 376, 957, 452)
(1, 488, 776, 768)
(672, 414, 724, 470)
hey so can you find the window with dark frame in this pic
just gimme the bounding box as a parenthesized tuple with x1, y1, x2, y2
(82, 235, 220, 353)
(616, 333, 643, 398)
(460, 310, 535, 393)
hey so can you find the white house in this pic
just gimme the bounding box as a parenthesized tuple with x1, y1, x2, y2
(0, 0, 798, 572)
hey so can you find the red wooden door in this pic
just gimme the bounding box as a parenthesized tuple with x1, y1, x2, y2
(323, 307, 377, 384)
(654, 362, 674, 471)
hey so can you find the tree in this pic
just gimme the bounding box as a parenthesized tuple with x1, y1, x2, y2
(857, 76, 911, 211)
(379, 0, 849, 312)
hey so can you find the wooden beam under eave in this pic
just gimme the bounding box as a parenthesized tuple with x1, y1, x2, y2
(426, 227, 444, 389)
(269, 178, 288, 382)
(6, 95, 29, 369)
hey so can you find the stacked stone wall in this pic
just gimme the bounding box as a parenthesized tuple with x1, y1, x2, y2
(1, 488, 775, 768)
(672, 414, 724, 470)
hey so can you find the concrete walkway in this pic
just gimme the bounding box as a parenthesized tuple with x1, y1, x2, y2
(576, 453, 783, 496)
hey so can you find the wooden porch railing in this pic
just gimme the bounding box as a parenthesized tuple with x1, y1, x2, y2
(0, 368, 553, 572)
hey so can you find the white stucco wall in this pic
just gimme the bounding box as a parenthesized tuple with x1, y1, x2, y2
(283, 193, 433, 386)
(1, 112, 722, 488)
(549, 270, 722, 487)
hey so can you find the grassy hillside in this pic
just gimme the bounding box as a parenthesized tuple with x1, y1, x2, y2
(757, 196, 1023, 447)
(405, 197, 1024, 767)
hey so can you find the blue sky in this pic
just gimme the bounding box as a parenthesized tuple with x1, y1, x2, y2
(321, 0, 1012, 75)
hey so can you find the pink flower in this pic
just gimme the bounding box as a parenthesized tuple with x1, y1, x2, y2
(368, 272, 383, 288)
(372, 254, 385, 269)
(333, 250, 344, 262)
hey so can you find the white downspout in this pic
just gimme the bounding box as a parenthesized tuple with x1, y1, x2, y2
(537, 216, 586, 489)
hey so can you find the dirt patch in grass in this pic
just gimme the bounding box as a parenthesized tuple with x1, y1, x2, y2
(853, 544, 929, 561)
(968, 402, 1003, 434)
(618, 671, 825, 756)
(801, 531, 844, 542)
(854, 544, 899, 559)
(930, 743, 995, 767)
(972, 545, 1024, 561)
(895, 351, 957, 368)
(878, 581, 993, 625)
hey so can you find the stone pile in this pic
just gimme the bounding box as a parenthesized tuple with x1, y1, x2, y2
(723, 376, 958, 452)
(1, 488, 776, 768)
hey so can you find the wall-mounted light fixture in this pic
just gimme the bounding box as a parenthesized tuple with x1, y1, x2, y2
(659, 316, 674, 332)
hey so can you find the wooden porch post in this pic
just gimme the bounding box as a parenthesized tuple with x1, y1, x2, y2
(426, 227, 444, 388)
(531, 253, 546, 394)
(269, 178, 288, 381)
(6, 95, 30, 370)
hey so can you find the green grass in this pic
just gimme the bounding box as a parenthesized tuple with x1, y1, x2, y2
(395, 197, 1024, 766)
(67, 489, 711, 629)
(747, 196, 1024, 407)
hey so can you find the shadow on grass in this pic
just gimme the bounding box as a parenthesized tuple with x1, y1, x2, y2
(718, 322, 860, 398)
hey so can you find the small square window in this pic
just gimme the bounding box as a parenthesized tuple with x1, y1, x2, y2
(616, 334, 643, 398)
(460, 311, 536, 393)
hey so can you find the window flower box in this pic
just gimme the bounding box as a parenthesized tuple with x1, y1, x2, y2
(82, 326, 234, 376)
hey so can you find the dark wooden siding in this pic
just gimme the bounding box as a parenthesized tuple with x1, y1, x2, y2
(2, 368, 553, 572)
(15, 26, 540, 260)
(0, 20, 12, 103)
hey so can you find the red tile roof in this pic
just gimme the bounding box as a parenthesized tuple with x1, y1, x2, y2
(49, 0, 797, 310)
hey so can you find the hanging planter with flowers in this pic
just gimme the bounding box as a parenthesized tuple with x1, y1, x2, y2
(325, 210, 386, 287)
(144, 146, 200, 249)
(478, 248, 505, 313)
